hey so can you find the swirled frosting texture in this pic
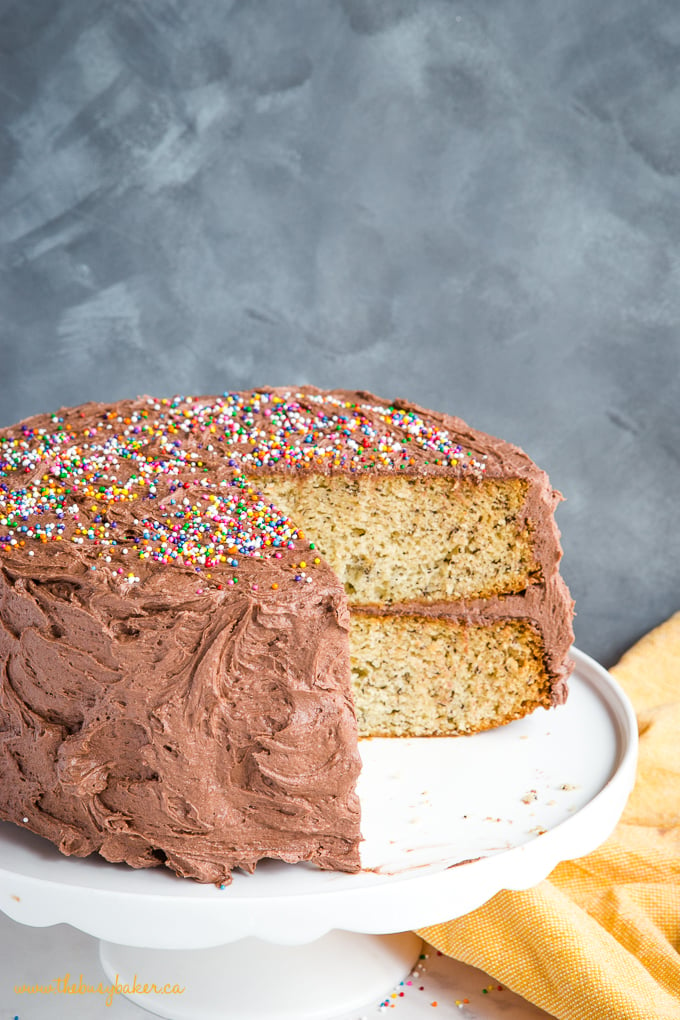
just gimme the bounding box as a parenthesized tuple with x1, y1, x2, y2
(0, 548, 359, 883)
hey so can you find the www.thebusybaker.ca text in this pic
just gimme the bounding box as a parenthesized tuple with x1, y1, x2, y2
(15, 972, 186, 1008)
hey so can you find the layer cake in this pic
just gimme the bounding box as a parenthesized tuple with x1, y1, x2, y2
(0, 387, 574, 883)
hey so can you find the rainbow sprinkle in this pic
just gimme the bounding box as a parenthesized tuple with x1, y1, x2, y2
(0, 391, 486, 575)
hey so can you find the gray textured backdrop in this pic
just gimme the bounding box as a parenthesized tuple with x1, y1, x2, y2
(1, 0, 679, 666)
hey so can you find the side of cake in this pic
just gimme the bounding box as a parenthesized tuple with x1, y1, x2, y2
(0, 388, 574, 882)
(0, 545, 360, 884)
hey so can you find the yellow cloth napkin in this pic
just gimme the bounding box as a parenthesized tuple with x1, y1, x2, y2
(418, 613, 680, 1020)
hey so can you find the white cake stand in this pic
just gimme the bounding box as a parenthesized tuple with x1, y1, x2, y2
(0, 648, 637, 1020)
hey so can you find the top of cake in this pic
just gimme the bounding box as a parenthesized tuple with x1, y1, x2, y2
(0, 386, 553, 590)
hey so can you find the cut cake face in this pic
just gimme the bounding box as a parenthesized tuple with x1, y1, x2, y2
(0, 388, 573, 882)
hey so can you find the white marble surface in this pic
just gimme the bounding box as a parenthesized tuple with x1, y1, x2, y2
(0, 912, 554, 1019)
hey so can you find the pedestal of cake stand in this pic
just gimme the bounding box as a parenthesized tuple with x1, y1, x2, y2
(0, 650, 637, 1020)
(99, 930, 423, 1020)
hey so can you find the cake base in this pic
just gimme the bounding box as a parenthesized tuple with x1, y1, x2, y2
(99, 931, 423, 1019)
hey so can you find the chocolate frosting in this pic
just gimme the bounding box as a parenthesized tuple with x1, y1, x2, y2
(0, 547, 360, 883)
(0, 387, 573, 881)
